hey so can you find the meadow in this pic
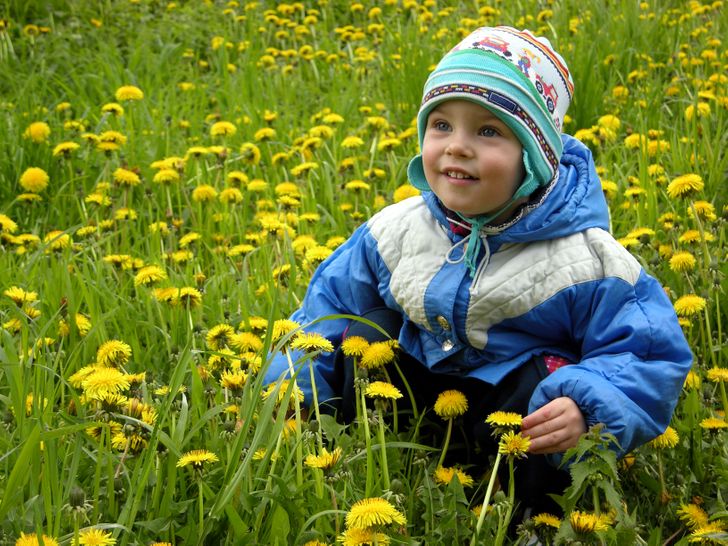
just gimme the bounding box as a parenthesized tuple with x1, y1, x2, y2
(0, 0, 726, 544)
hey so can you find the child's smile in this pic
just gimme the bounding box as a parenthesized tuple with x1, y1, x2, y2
(421, 99, 526, 220)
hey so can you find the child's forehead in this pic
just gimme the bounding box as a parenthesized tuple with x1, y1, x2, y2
(429, 99, 501, 120)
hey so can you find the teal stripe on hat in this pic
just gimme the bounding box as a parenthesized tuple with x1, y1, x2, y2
(414, 49, 563, 193)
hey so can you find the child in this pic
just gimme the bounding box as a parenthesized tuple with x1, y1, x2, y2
(264, 26, 692, 512)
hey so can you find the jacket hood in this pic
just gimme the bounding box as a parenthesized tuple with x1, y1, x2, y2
(423, 134, 610, 243)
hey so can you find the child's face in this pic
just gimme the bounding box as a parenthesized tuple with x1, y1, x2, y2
(422, 99, 525, 219)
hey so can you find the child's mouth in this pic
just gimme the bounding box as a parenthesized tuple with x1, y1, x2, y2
(445, 170, 476, 181)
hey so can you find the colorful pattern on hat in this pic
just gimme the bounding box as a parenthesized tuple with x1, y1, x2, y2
(408, 26, 574, 200)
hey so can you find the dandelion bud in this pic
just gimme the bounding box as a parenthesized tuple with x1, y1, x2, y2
(68, 486, 86, 509)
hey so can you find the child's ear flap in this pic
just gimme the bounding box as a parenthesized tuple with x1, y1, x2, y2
(407, 154, 431, 191)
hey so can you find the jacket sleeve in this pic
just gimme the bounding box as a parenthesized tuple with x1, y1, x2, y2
(263, 223, 387, 404)
(528, 268, 693, 457)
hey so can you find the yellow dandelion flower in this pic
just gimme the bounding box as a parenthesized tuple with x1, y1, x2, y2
(177, 449, 219, 469)
(220, 369, 247, 391)
(82, 367, 131, 399)
(219, 187, 243, 204)
(77, 528, 116, 545)
(486, 411, 523, 429)
(152, 169, 180, 185)
(115, 85, 144, 101)
(569, 510, 609, 534)
(97, 339, 132, 366)
(649, 426, 679, 449)
(101, 102, 124, 116)
(262, 379, 305, 406)
(345, 497, 406, 529)
(4, 286, 37, 306)
(684, 370, 701, 390)
(365, 381, 403, 400)
(134, 265, 167, 286)
(700, 417, 728, 431)
(533, 512, 561, 529)
(669, 251, 697, 272)
(19, 167, 49, 193)
(290, 332, 334, 353)
(434, 389, 468, 419)
(674, 295, 707, 317)
(341, 336, 369, 357)
(433, 465, 475, 487)
(271, 319, 301, 345)
(498, 430, 531, 458)
(689, 521, 727, 542)
(210, 120, 237, 137)
(240, 142, 261, 165)
(14, 532, 59, 546)
(360, 341, 395, 369)
(305, 447, 343, 470)
(113, 167, 141, 187)
(707, 368, 728, 383)
(393, 184, 420, 203)
(206, 324, 235, 350)
(173, 287, 203, 307)
(52, 141, 80, 157)
(684, 102, 711, 121)
(667, 174, 704, 199)
(678, 503, 710, 530)
(337, 528, 390, 546)
(23, 121, 51, 143)
(192, 184, 218, 202)
(0, 213, 18, 233)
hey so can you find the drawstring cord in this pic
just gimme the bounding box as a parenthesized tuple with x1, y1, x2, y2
(444, 215, 492, 278)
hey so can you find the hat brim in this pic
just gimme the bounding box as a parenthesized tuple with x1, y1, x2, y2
(407, 154, 431, 191)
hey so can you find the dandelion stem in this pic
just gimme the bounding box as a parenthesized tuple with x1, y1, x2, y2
(197, 476, 204, 542)
(473, 450, 502, 544)
(436, 418, 453, 469)
(493, 457, 516, 546)
(377, 409, 391, 491)
(308, 360, 324, 451)
(360, 385, 374, 497)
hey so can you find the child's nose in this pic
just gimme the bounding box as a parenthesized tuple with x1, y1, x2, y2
(445, 133, 472, 157)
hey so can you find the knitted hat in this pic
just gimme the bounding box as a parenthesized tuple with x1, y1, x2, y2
(408, 26, 574, 213)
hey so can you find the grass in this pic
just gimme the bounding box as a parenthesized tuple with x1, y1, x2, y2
(0, 0, 726, 544)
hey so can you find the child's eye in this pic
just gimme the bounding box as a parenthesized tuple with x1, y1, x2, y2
(432, 120, 451, 131)
(479, 127, 499, 137)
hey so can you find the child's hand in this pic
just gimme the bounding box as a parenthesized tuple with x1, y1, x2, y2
(521, 397, 586, 455)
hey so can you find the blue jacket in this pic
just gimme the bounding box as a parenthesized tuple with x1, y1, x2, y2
(265, 135, 693, 456)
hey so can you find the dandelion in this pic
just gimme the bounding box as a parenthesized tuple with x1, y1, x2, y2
(684, 370, 701, 390)
(192, 184, 217, 202)
(669, 251, 697, 272)
(337, 528, 390, 546)
(433, 465, 475, 487)
(4, 286, 38, 306)
(649, 426, 679, 449)
(0, 213, 18, 233)
(304, 447, 343, 470)
(76, 528, 116, 545)
(685, 102, 711, 121)
(689, 521, 728, 543)
(254, 127, 276, 141)
(365, 381, 403, 400)
(206, 324, 235, 350)
(707, 368, 728, 383)
(101, 103, 124, 116)
(498, 430, 531, 458)
(19, 167, 49, 193)
(174, 287, 202, 307)
(177, 449, 219, 469)
(262, 379, 304, 406)
(678, 503, 711, 530)
(52, 141, 80, 157)
(533, 512, 561, 529)
(115, 85, 144, 101)
(210, 120, 236, 137)
(82, 367, 131, 399)
(220, 370, 247, 392)
(359, 341, 395, 369)
(153, 169, 180, 184)
(667, 174, 704, 199)
(569, 510, 610, 534)
(674, 295, 707, 317)
(270, 319, 301, 346)
(485, 411, 523, 435)
(341, 336, 369, 357)
(23, 121, 51, 143)
(393, 184, 420, 203)
(97, 340, 132, 366)
(240, 142, 261, 164)
(113, 167, 141, 187)
(290, 332, 334, 353)
(434, 389, 468, 419)
(345, 497, 406, 529)
(14, 532, 59, 546)
(700, 417, 728, 431)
